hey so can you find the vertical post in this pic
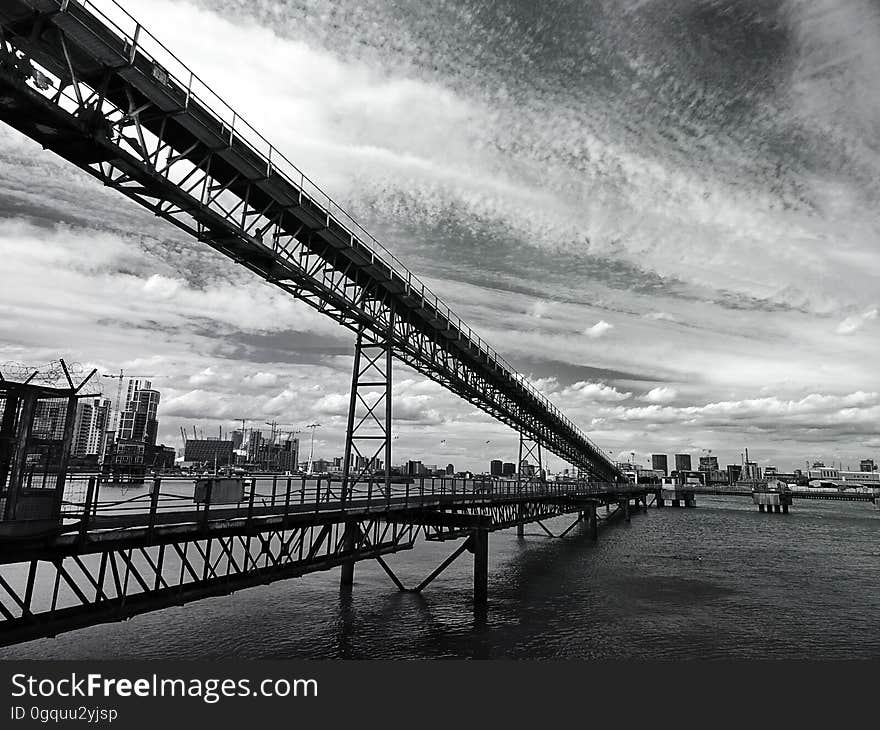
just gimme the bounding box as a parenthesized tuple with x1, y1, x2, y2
(201, 479, 213, 530)
(340, 519, 357, 587)
(148, 476, 160, 532)
(340, 328, 363, 508)
(588, 503, 598, 542)
(80, 476, 96, 540)
(384, 308, 394, 506)
(472, 529, 488, 605)
(623, 498, 630, 522)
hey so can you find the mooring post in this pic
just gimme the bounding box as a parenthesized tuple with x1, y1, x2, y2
(472, 528, 489, 605)
(340, 519, 357, 587)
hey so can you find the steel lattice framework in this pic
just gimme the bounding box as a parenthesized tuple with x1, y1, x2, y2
(0, 0, 621, 481)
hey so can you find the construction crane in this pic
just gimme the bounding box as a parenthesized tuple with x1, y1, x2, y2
(304, 423, 321, 474)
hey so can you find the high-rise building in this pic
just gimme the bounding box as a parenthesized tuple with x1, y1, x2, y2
(406, 460, 423, 476)
(72, 398, 111, 457)
(726, 464, 742, 485)
(118, 380, 160, 445)
(651, 454, 668, 476)
(860, 459, 876, 472)
(674, 453, 692, 472)
(698, 455, 718, 472)
(490, 459, 503, 477)
(502, 462, 516, 477)
(446, 464, 454, 475)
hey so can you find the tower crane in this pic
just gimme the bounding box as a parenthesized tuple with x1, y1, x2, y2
(304, 423, 321, 474)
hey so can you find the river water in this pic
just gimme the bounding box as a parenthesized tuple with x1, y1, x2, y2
(2, 495, 879, 660)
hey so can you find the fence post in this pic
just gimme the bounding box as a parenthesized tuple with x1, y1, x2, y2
(201, 479, 213, 531)
(148, 476, 160, 533)
(80, 476, 97, 540)
(247, 476, 256, 528)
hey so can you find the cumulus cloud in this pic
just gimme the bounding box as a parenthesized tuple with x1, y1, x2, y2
(557, 381, 631, 403)
(643, 386, 678, 404)
(583, 321, 614, 339)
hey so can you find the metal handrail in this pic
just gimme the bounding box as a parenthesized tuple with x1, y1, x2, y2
(53, 0, 613, 469)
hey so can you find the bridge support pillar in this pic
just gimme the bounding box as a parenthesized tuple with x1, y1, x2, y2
(782, 504, 789, 514)
(341, 318, 394, 508)
(340, 519, 357, 587)
(588, 504, 598, 542)
(471, 529, 489, 605)
(516, 504, 525, 538)
(623, 499, 630, 522)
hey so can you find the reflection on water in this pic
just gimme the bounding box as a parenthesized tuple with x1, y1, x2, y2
(2, 496, 880, 659)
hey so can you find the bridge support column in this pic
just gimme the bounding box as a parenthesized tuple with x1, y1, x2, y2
(623, 499, 630, 522)
(471, 529, 489, 605)
(340, 519, 357, 587)
(516, 503, 525, 538)
(588, 504, 598, 542)
(341, 316, 394, 507)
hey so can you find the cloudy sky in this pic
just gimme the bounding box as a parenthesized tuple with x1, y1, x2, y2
(1, 0, 879, 473)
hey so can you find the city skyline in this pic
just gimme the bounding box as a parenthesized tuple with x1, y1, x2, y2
(1, 0, 878, 475)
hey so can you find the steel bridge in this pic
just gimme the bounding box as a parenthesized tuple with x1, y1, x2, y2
(0, 473, 652, 647)
(0, 0, 640, 647)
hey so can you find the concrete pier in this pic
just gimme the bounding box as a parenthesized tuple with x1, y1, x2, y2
(752, 491, 792, 514)
(661, 487, 696, 508)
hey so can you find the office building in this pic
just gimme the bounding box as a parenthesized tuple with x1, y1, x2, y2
(118, 380, 160, 445)
(726, 464, 742, 485)
(651, 454, 668, 476)
(502, 462, 516, 477)
(490, 459, 503, 477)
(861, 459, 876, 472)
(674, 453, 692, 472)
(72, 397, 111, 457)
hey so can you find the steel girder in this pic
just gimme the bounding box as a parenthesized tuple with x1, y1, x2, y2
(0, 515, 417, 647)
(0, 0, 621, 481)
